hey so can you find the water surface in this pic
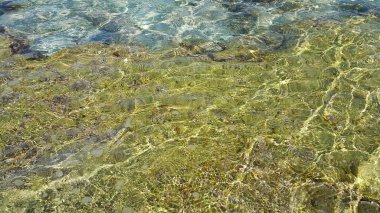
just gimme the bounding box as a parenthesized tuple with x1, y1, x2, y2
(0, 0, 379, 52)
(0, 0, 380, 212)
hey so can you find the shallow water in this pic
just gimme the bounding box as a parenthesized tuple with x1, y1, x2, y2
(0, 0, 380, 212)
(0, 0, 379, 53)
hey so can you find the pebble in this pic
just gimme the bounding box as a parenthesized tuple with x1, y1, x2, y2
(5, 158, 14, 164)
(81, 196, 92, 204)
(115, 180, 124, 190)
(124, 117, 132, 129)
(13, 179, 24, 186)
(71, 80, 89, 91)
(55, 170, 64, 178)
(8, 79, 20, 86)
(91, 149, 103, 157)
(123, 207, 133, 213)
(192, 192, 200, 199)
(71, 188, 81, 194)
(171, 110, 180, 115)
(1, 87, 13, 96)
(41, 192, 49, 198)
(188, 145, 197, 150)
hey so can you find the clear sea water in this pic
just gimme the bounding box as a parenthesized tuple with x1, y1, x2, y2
(1, 0, 380, 212)
(0, 0, 378, 53)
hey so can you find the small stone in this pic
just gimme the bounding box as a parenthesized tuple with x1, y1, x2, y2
(171, 110, 180, 115)
(13, 179, 24, 186)
(71, 188, 81, 194)
(1, 87, 13, 97)
(119, 99, 135, 111)
(124, 117, 132, 129)
(112, 51, 121, 57)
(55, 170, 64, 178)
(123, 207, 133, 213)
(41, 192, 49, 198)
(71, 80, 89, 91)
(115, 180, 124, 190)
(188, 145, 197, 150)
(192, 192, 200, 199)
(81, 196, 92, 204)
(99, 21, 123, 32)
(65, 128, 79, 139)
(91, 149, 103, 157)
(50, 134, 58, 143)
(199, 42, 225, 53)
(9, 38, 29, 54)
(358, 200, 380, 213)
(5, 158, 15, 164)
(8, 79, 21, 86)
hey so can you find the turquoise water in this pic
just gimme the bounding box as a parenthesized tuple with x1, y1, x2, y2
(0, 0, 379, 53)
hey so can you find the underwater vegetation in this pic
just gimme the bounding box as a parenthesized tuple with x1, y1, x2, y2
(0, 2, 380, 212)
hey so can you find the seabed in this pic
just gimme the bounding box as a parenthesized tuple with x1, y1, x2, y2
(0, 10, 380, 213)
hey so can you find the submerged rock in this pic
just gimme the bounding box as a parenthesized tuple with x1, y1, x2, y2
(337, 0, 370, 14)
(358, 199, 380, 213)
(71, 80, 90, 91)
(9, 37, 29, 54)
(0, 0, 26, 11)
(81, 196, 92, 204)
(99, 21, 124, 33)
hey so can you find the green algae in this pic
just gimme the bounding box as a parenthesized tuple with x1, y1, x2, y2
(0, 16, 380, 213)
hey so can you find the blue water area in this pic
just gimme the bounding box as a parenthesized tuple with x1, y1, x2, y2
(0, 0, 379, 53)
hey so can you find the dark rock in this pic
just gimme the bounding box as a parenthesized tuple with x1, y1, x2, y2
(0, 25, 5, 34)
(0, 0, 25, 11)
(222, 2, 248, 13)
(224, 11, 258, 34)
(0, 87, 16, 104)
(278, 2, 301, 12)
(99, 21, 123, 33)
(234, 30, 284, 51)
(64, 128, 79, 139)
(51, 95, 70, 113)
(180, 30, 209, 46)
(119, 99, 135, 111)
(9, 38, 30, 54)
(337, 1, 370, 14)
(358, 199, 380, 213)
(187, 2, 197, 6)
(254, 31, 284, 50)
(71, 80, 89, 91)
(3, 145, 20, 158)
(244, 0, 278, 3)
(0, 71, 10, 84)
(149, 23, 176, 35)
(90, 32, 127, 45)
(83, 13, 109, 27)
(112, 51, 121, 57)
(235, 53, 253, 61)
(307, 183, 339, 212)
(24, 51, 48, 61)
